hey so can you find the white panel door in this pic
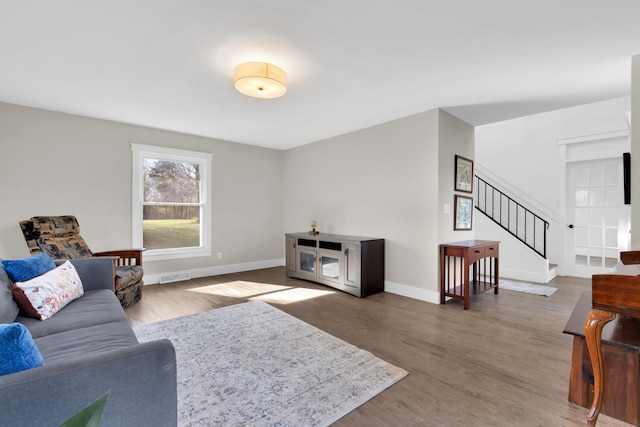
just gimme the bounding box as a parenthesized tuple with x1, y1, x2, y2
(566, 158, 630, 277)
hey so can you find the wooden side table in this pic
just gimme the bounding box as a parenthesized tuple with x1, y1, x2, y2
(439, 240, 500, 310)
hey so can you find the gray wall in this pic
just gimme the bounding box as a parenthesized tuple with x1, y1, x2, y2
(0, 102, 284, 277)
(438, 109, 475, 244)
(1, 101, 475, 300)
(283, 109, 474, 301)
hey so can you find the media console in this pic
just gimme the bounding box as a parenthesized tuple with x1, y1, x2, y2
(285, 232, 384, 297)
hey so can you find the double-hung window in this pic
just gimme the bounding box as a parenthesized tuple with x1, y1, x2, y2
(131, 144, 212, 261)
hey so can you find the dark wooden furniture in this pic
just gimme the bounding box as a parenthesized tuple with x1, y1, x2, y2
(564, 291, 640, 425)
(583, 251, 640, 426)
(285, 232, 384, 297)
(439, 240, 499, 310)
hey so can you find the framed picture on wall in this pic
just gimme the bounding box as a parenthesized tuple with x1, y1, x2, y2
(455, 155, 474, 193)
(454, 195, 473, 230)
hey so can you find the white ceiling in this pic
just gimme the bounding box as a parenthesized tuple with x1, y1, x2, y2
(1, 1, 639, 150)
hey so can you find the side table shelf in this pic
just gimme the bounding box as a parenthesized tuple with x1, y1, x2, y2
(439, 240, 500, 310)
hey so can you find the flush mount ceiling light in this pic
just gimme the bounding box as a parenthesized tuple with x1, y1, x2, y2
(233, 62, 287, 99)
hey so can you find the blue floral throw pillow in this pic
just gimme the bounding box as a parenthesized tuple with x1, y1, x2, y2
(1, 253, 56, 283)
(0, 323, 43, 376)
(0, 268, 19, 323)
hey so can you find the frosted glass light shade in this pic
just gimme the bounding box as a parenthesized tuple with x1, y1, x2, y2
(233, 62, 287, 99)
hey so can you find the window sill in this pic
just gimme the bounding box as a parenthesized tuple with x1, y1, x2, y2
(143, 248, 212, 262)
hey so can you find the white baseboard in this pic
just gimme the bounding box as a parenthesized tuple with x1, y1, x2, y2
(384, 281, 440, 305)
(144, 258, 286, 285)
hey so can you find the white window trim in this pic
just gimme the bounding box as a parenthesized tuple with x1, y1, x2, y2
(131, 143, 213, 262)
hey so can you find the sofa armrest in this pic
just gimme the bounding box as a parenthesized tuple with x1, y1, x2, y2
(56, 258, 115, 292)
(0, 339, 177, 427)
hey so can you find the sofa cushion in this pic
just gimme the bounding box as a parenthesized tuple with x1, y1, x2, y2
(0, 268, 19, 323)
(35, 322, 138, 365)
(11, 261, 84, 320)
(0, 323, 43, 376)
(1, 253, 55, 283)
(18, 289, 128, 339)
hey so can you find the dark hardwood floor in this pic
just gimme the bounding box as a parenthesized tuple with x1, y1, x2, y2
(125, 268, 631, 426)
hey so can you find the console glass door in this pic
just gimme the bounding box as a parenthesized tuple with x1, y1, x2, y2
(321, 255, 340, 280)
(299, 250, 316, 275)
(317, 249, 342, 285)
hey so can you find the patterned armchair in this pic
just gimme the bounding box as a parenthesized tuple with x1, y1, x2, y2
(19, 216, 144, 308)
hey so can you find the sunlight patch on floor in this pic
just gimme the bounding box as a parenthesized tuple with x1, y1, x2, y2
(187, 281, 288, 298)
(186, 280, 335, 303)
(251, 287, 335, 304)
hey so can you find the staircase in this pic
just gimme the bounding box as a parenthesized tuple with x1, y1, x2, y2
(474, 174, 557, 283)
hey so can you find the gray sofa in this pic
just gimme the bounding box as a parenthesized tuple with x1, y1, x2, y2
(0, 257, 177, 427)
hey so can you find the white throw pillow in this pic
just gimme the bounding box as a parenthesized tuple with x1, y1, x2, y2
(11, 260, 84, 320)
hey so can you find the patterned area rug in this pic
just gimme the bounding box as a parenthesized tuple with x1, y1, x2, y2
(133, 300, 408, 426)
(499, 279, 558, 297)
